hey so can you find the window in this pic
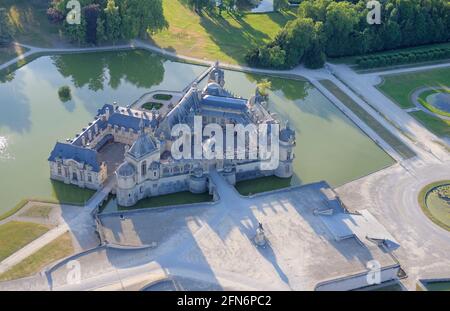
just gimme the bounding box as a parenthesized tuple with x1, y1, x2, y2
(57, 164, 62, 175)
(88, 174, 92, 183)
(287, 151, 291, 160)
(141, 161, 147, 177)
(154, 172, 157, 177)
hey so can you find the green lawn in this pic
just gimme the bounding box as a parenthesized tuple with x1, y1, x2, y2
(409, 111, 450, 138)
(418, 180, 450, 232)
(153, 93, 173, 101)
(0, 232, 74, 281)
(0, 221, 50, 262)
(377, 67, 450, 109)
(142, 102, 164, 110)
(320, 79, 415, 159)
(49, 180, 96, 206)
(235, 176, 292, 196)
(151, 0, 295, 64)
(417, 89, 450, 118)
(118, 191, 213, 211)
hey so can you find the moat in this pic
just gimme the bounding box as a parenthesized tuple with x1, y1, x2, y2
(0, 50, 394, 214)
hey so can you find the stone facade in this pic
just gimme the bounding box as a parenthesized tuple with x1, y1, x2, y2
(49, 63, 296, 207)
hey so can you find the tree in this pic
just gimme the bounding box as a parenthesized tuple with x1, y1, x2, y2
(83, 4, 101, 44)
(0, 8, 13, 46)
(118, 0, 167, 39)
(257, 79, 272, 97)
(96, 17, 107, 43)
(104, 0, 121, 43)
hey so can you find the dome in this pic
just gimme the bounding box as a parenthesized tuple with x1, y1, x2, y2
(117, 162, 136, 177)
(204, 82, 222, 96)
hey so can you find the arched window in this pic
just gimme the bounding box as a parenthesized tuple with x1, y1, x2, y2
(141, 161, 147, 177)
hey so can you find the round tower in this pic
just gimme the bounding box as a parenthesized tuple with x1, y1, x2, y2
(189, 166, 207, 194)
(275, 121, 295, 178)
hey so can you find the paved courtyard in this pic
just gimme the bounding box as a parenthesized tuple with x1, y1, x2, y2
(97, 142, 126, 176)
(51, 172, 398, 291)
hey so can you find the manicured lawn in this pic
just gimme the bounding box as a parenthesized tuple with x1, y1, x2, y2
(377, 67, 450, 109)
(50, 180, 96, 205)
(118, 191, 213, 211)
(409, 111, 450, 138)
(150, 0, 296, 64)
(0, 232, 74, 281)
(142, 102, 164, 110)
(235, 176, 292, 196)
(418, 180, 450, 232)
(153, 93, 173, 101)
(320, 79, 415, 159)
(0, 221, 50, 262)
(417, 89, 450, 118)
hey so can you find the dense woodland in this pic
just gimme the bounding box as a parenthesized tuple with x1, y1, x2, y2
(246, 0, 450, 69)
(46, 0, 167, 45)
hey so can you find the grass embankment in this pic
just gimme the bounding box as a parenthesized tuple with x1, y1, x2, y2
(0, 232, 74, 281)
(151, 0, 295, 64)
(418, 180, 450, 232)
(118, 191, 213, 211)
(0, 181, 94, 222)
(319, 79, 415, 160)
(49, 180, 96, 206)
(410, 111, 450, 138)
(235, 176, 292, 196)
(0, 45, 28, 65)
(417, 89, 450, 118)
(377, 67, 450, 109)
(0, 221, 50, 262)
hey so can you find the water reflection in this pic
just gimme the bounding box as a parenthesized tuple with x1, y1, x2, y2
(0, 136, 13, 160)
(51, 50, 165, 91)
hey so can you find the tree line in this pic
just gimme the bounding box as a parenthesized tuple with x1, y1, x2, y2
(246, 0, 450, 69)
(47, 0, 167, 45)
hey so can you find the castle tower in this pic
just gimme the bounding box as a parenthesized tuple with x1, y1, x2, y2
(209, 61, 225, 87)
(275, 120, 295, 178)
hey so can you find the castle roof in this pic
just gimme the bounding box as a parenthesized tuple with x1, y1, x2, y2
(127, 120, 158, 159)
(280, 121, 295, 142)
(201, 95, 247, 111)
(48, 142, 101, 172)
(117, 162, 135, 177)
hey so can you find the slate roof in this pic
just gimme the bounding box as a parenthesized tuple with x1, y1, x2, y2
(48, 142, 101, 172)
(128, 131, 158, 159)
(201, 95, 248, 111)
(117, 162, 136, 177)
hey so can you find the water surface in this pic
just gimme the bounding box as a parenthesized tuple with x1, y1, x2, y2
(0, 50, 393, 214)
